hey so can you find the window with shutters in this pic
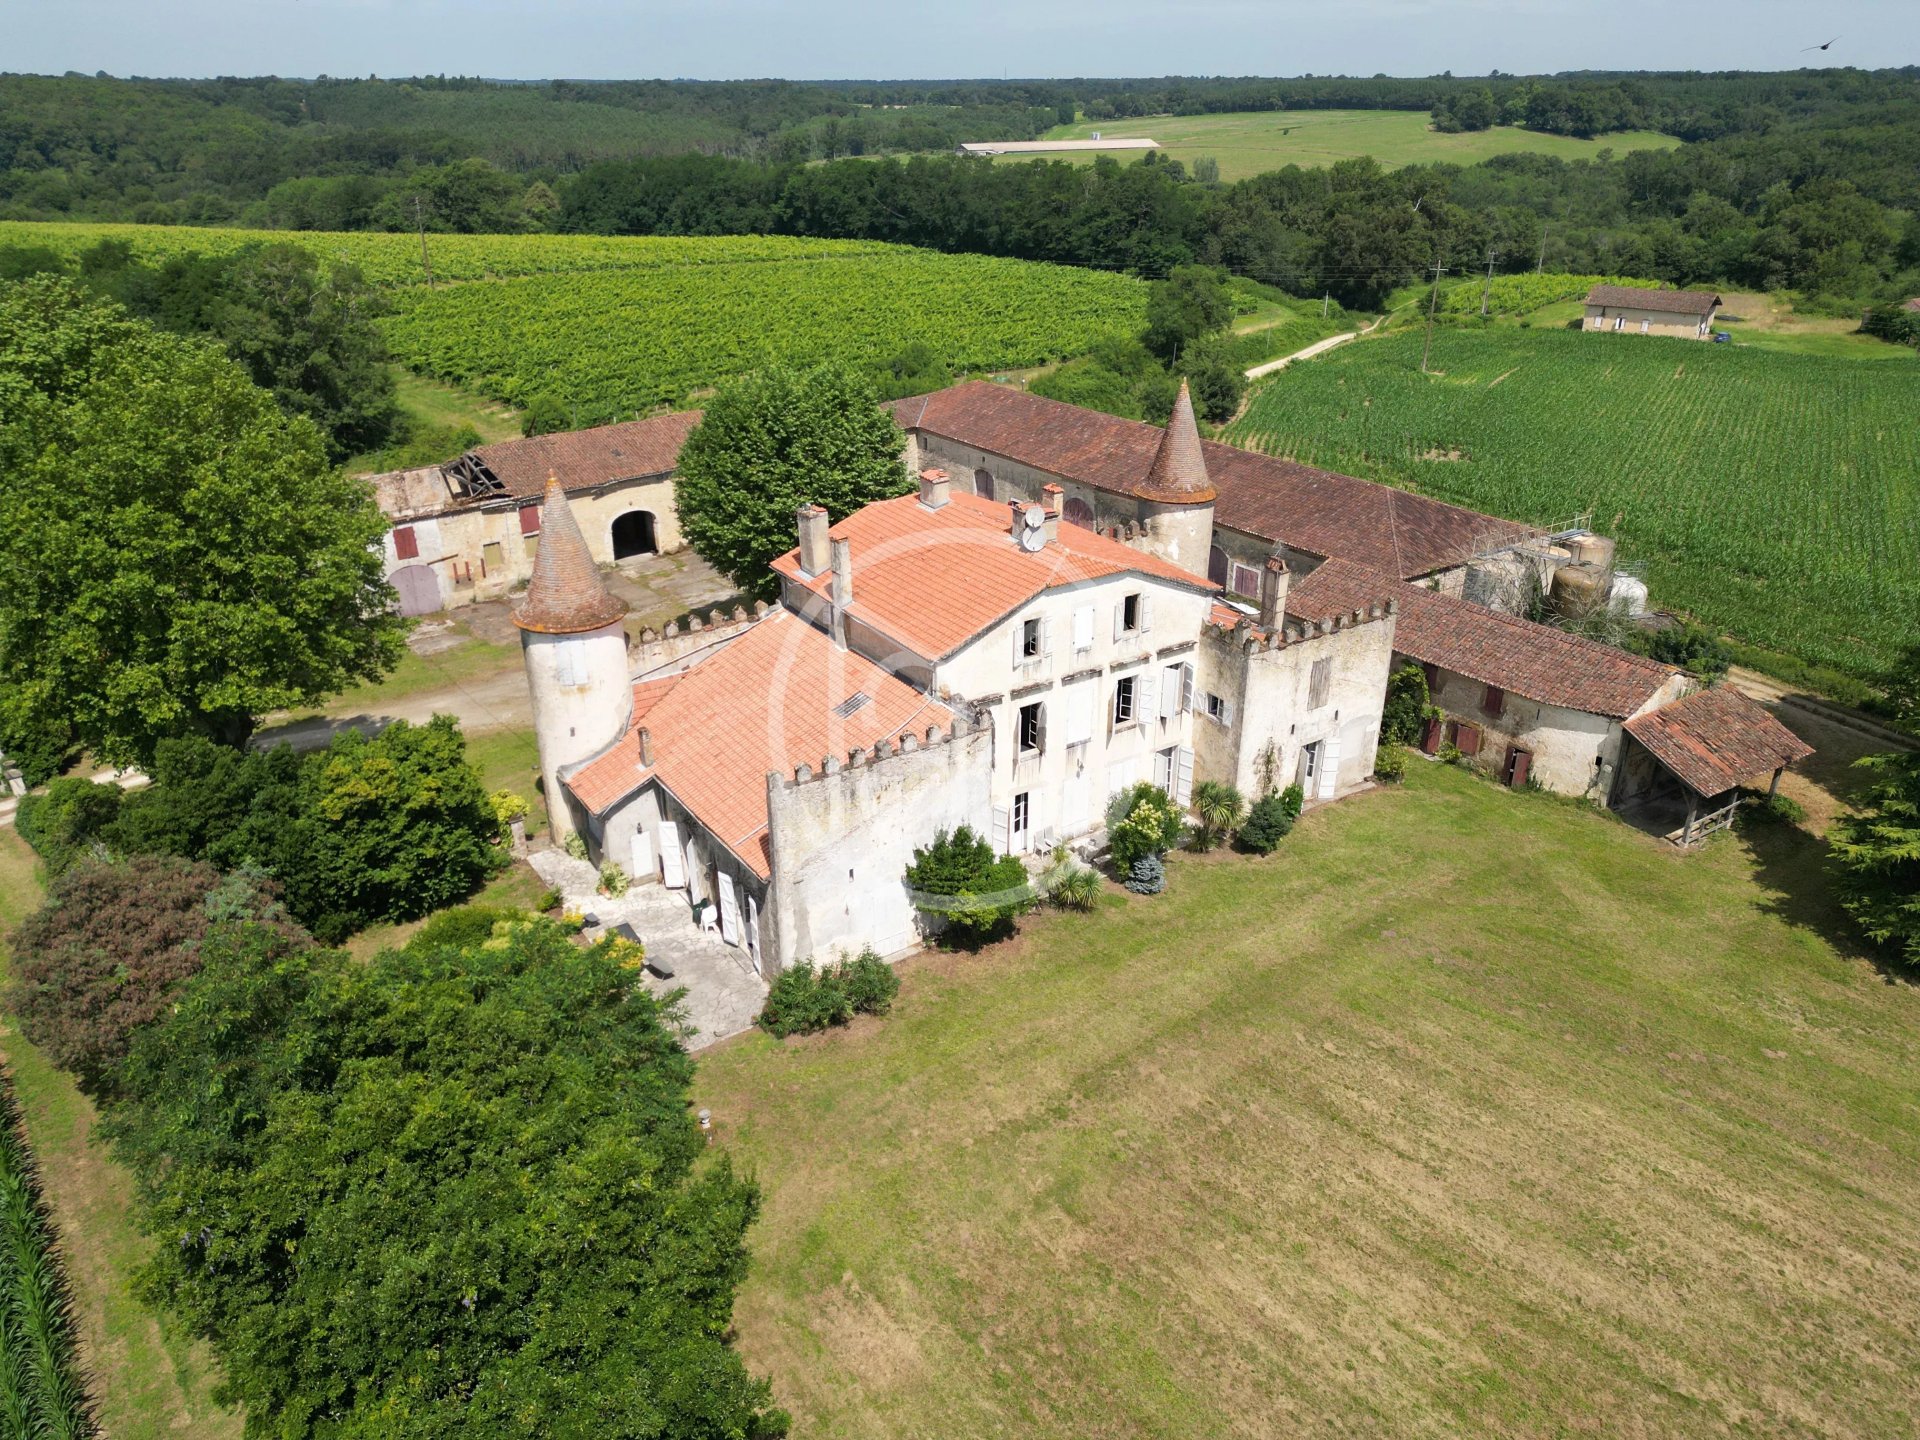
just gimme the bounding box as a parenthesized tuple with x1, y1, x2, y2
(482, 540, 504, 575)
(1482, 684, 1505, 717)
(1017, 701, 1044, 755)
(1205, 691, 1231, 725)
(1113, 675, 1137, 725)
(1021, 616, 1042, 659)
(518, 503, 541, 536)
(1229, 562, 1261, 598)
(392, 526, 419, 560)
(1120, 593, 1140, 634)
(1308, 655, 1333, 708)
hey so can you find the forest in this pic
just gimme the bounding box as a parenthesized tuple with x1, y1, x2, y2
(5, 68, 1915, 310)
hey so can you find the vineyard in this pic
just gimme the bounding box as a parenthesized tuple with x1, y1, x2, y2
(1440, 272, 1657, 316)
(1228, 328, 1920, 674)
(0, 221, 1146, 421)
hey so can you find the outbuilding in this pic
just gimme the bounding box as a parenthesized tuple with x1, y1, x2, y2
(1582, 284, 1722, 340)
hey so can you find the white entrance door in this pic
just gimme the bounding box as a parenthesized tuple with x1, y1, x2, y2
(1317, 734, 1342, 800)
(716, 872, 743, 947)
(630, 830, 653, 883)
(658, 821, 685, 888)
(746, 895, 761, 973)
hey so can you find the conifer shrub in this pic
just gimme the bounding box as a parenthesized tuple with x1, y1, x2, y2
(904, 824, 1034, 948)
(1124, 853, 1166, 894)
(1238, 793, 1296, 854)
(839, 947, 900, 1016)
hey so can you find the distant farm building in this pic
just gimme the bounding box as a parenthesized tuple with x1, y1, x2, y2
(958, 138, 1159, 156)
(1582, 284, 1721, 339)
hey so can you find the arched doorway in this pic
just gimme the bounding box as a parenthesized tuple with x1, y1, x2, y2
(611, 510, 657, 560)
(389, 564, 441, 617)
(973, 467, 994, 500)
(1063, 496, 1094, 529)
(1207, 546, 1229, 586)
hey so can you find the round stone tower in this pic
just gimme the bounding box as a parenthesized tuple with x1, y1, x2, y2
(1133, 378, 1217, 577)
(513, 472, 632, 844)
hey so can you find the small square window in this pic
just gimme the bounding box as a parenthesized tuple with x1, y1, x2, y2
(1205, 692, 1226, 722)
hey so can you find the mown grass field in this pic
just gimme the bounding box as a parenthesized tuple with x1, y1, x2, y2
(1226, 327, 1919, 675)
(1017, 109, 1682, 181)
(697, 758, 1919, 1438)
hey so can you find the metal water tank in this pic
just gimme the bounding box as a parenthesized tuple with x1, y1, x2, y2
(1608, 574, 1649, 615)
(1550, 562, 1608, 620)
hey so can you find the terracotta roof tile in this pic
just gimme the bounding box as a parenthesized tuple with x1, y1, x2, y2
(770, 490, 1214, 661)
(564, 611, 956, 878)
(1388, 578, 1678, 718)
(1584, 284, 1721, 316)
(1281, 558, 1399, 624)
(890, 382, 1530, 579)
(1624, 686, 1813, 797)
(511, 474, 630, 634)
(459, 411, 701, 501)
(1134, 379, 1216, 503)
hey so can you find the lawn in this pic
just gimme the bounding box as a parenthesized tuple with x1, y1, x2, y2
(696, 759, 1919, 1438)
(1012, 110, 1682, 181)
(0, 827, 242, 1438)
(1226, 327, 1920, 676)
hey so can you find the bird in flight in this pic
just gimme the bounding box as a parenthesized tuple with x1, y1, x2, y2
(1803, 36, 1840, 51)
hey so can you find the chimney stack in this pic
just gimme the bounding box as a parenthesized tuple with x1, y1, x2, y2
(1258, 549, 1291, 630)
(918, 467, 951, 509)
(639, 727, 655, 768)
(796, 503, 830, 576)
(1041, 484, 1063, 545)
(829, 536, 852, 649)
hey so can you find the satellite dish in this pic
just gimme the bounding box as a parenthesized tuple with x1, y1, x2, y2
(1019, 525, 1047, 553)
(1022, 503, 1044, 530)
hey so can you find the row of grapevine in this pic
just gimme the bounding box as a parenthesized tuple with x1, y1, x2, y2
(0, 1066, 96, 1438)
(381, 251, 1147, 418)
(1441, 272, 1658, 316)
(1227, 327, 1920, 674)
(0, 220, 905, 287)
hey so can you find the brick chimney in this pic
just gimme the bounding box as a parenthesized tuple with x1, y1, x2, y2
(1041, 483, 1064, 545)
(918, 467, 951, 509)
(829, 536, 852, 649)
(1258, 549, 1291, 630)
(638, 727, 655, 767)
(796, 503, 830, 576)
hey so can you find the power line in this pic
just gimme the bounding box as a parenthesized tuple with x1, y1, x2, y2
(1420, 255, 1449, 375)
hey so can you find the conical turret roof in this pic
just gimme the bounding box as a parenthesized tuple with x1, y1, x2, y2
(511, 472, 630, 634)
(1133, 378, 1216, 504)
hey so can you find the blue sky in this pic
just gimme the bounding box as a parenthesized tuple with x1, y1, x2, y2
(5, 0, 1915, 80)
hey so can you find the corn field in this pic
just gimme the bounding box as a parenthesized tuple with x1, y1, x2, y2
(0, 1067, 95, 1439)
(1228, 328, 1920, 675)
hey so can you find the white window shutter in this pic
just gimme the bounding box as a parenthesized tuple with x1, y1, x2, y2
(658, 821, 685, 888)
(1181, 663, 1195, 714)
(1074, 604, 1094, 651)
(1027, 791, 1042, 849)
(1318, 735, 1341, 800)
(1136, 670, 1157, 723)
(1140, 594, 1153, 634)
(684, 838, 704, 903)
(1113, 603, 1125, 642)
(1066, 685, 1094, 746)
(1176, 747, 1195, 806)
(1041, 615, 1054, 658)
(1035, 702, 1048, 754)
(1013, 621, 1025, 667)
(1223, 696, 1236, 727)
(716, 872, 743, 946)
(992, 805, 1012, 855)
(1159, 665, 1179, 721)
(1154, 748, 1173, 791)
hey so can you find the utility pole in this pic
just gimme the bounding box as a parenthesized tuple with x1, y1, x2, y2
(1480, 246, 1501, 317)
(1536, 222, 1549, 274)
(1322, 291, 1330, 319)
(1421, 256, 1449, 375)
(414, 194, 435, 287)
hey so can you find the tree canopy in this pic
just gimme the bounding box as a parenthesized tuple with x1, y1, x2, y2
(0, 278, 404, 765)
(105, 918, 788, 1437)
(674, 363, 912, 598)
(1830, 750, 1920, 968)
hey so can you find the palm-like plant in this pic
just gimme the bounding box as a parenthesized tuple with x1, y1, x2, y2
(1190, 780, 1247, 851)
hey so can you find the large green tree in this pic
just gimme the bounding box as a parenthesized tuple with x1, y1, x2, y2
(107, 919, 788, 1438)
(675, 363, 912, 598)
(1830, 750, 1920, 967)
(0, 279, 404, 765)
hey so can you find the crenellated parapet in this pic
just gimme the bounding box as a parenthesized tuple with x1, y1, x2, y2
(1205, 598, 1399, 653)
(769, 709, 992, 791)
(632, 600, 771, 674)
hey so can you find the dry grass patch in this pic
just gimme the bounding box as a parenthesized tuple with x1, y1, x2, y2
(697, 763, 1920, 1438)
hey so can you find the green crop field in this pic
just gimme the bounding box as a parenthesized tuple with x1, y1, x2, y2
(1227, 328, 1919, 675)
(1011, 110, 1682, 181)
(0, 221, 1146, 424)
